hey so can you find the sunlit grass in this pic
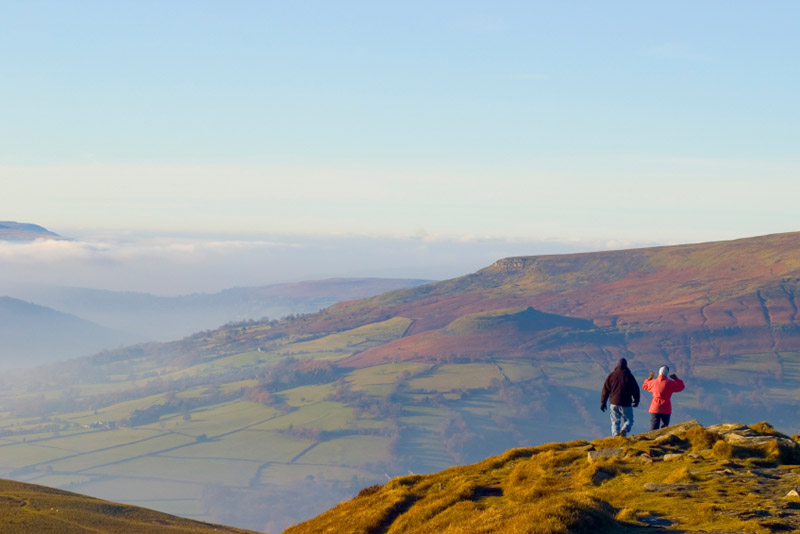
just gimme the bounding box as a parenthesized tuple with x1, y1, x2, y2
(0, 478, 257, 533)
(286, 421, 800, 534)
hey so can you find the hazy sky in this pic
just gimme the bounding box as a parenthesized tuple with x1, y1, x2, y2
(0, 232, 595, 295)
(1, 2, 799, 293)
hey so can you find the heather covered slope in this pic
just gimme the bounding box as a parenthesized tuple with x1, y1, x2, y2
(286, 421, 800, 534)
(316, 232, 800, 369)
(0, 478, 257, 533)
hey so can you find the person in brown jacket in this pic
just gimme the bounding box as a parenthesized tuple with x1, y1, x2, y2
(600, 358, 640, 437)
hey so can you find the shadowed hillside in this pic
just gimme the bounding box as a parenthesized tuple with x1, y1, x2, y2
(0, 478, 258, 533)
(286, 421, 800, 534)
(0, 297, 141, 366)
(4, 278, 431, 341)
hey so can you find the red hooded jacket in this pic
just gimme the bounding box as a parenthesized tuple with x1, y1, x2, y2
(642, 375, 685, 414)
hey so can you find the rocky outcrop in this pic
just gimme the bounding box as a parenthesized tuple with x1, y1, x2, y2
(286, 420, 800, 534)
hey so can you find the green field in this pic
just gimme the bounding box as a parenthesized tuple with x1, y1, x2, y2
(86, 456, 259, 486)
(296, 435, 390, 467)
(408, 363, 504, 391)
(165, 430, 309, 462)
(1, 306, 798, 533)
(275, 317, 412, 356)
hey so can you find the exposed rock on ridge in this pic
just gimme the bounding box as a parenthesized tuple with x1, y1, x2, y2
(285, 420, 800, 534)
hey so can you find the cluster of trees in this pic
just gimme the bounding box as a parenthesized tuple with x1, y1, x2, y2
(254, 357, 338, 392)
(0, 417, 77, 438)
(438, 412, 479, 463)
(491, 377, 549, 418)
(326, 380, 403, 419)
(244, 386, 287, 410)
(119, 386, 242, 427)
(244, 358, 339, 410)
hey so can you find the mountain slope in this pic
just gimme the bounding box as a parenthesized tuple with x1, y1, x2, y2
(0, 477, 257, 533)
(0, 221, 62, 241)
(270, 232, 800, 372)
(0, 297, 140, 366)
(286, 420, 800, 534)
(6, 278, 432, 341)
(2, 232, 800, 530)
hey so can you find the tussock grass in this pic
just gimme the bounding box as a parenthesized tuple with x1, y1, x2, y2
(286, 420, 800, 534)
(592, 436, 628, 449)
(749, 421, 783, 436)
(686, 426, 719, 450)
(662, 465, 694, 483)
(572, 457, 621, 487)
(614, 507, 637, 522)
(712, 439, 735, 459)
(484, 447, 537, 469)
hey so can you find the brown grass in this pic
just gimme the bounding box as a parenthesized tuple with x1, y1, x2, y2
(615, 507, 637, 522)
(712, 439, 734, 459)
(663, 465, 694, 484)
(749, 421, 783, 436)
(0, 479, 257, 534)
(286, 421, 800, 534)
(686, 427, 719, 450)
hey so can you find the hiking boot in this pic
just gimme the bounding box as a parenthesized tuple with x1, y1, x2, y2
(620, 429, 627, 437)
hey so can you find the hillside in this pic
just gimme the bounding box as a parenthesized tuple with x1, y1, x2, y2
(0, 477, 257, 533)
(5, 278, 431, 341)
(0, 221, 62, 241)
(286, 420, 800, 534)
(1, 232, 800, 530)
(0, 297, 141, 366)
(298, 231, 800, 369)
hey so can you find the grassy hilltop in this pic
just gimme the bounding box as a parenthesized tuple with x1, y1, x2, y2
(1, 232, 800, 530)
(0, 477, 257, 533)
(286, 421, 800, 534)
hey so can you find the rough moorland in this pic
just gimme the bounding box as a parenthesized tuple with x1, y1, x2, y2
(286, 421, 800, 534)
(0, 477, 258, 534)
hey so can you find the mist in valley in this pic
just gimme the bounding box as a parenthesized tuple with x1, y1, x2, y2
(2, 1, 798, 532)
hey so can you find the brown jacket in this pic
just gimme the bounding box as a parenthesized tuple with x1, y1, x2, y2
(601, 365, 640, 407)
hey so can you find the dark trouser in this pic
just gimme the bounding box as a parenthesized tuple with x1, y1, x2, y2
(650, 413, 670, 430)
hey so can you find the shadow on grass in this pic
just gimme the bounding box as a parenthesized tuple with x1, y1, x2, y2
(616, 511, 684, 533)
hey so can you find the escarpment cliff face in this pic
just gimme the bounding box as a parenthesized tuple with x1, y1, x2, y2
(285, 421, 800, 534)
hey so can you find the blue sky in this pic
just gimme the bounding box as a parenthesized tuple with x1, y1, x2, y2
(1, 2, 799, 292)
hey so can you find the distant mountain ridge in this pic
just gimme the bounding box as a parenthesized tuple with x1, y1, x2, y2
(0, 297, 140, 366)
(0, 221, 62, 241)
(7, 278, 433, 342)
(290, 231, 800, 370)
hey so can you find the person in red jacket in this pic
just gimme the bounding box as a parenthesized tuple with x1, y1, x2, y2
(642, 365, 685, 430)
